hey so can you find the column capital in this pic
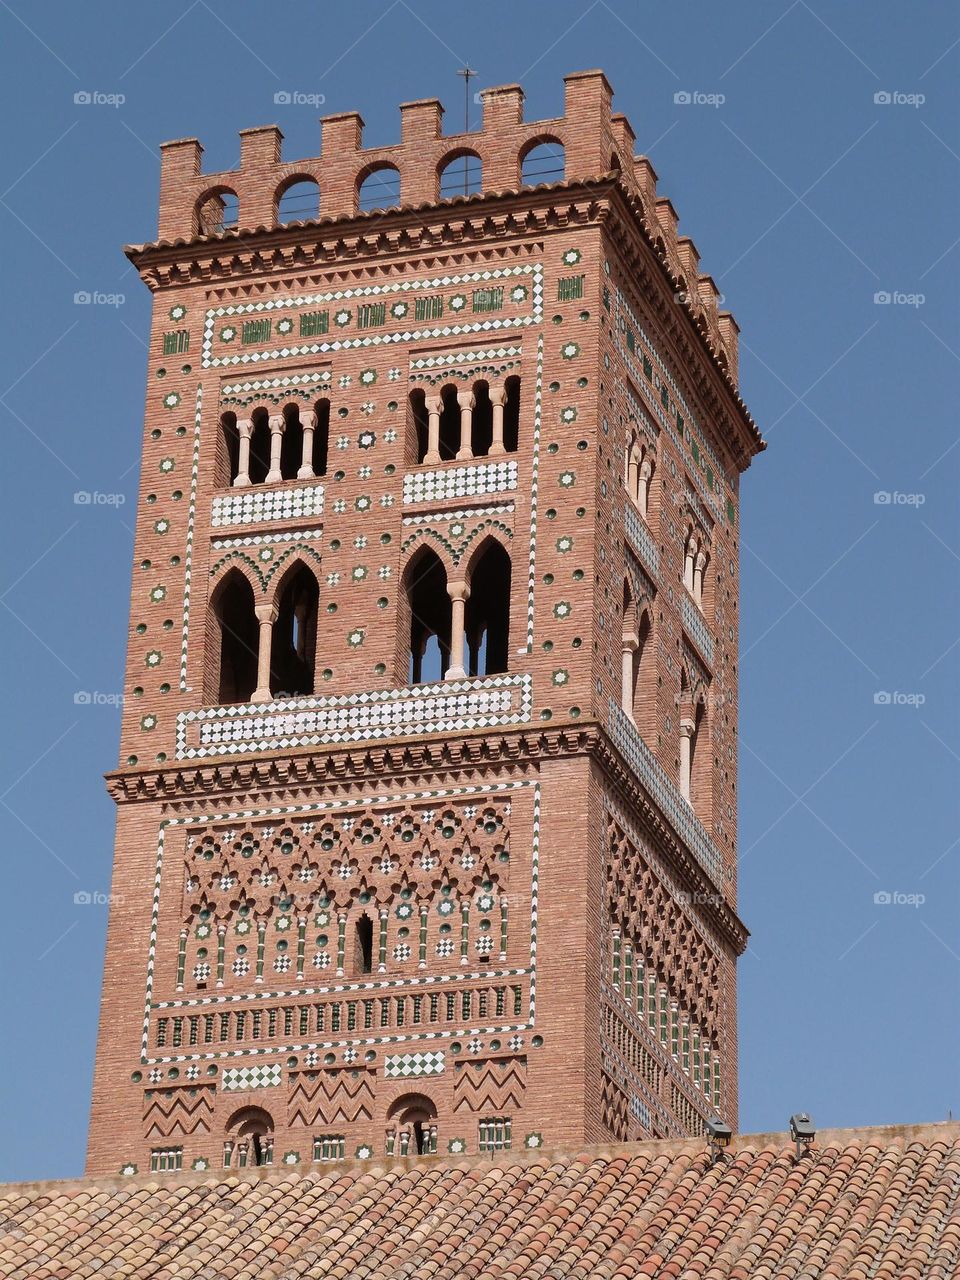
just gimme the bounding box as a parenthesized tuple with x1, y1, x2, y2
(301, 408, 318, 430)
(447, 579, 470, 603)
(268, 414, 286, 434)
(679, 717, 696, 737)
(254, 603, 279, 625)
(236, 417, 254, 439)
(424, 392, 442, 414)
(488, 383, 507, 407)
(456, 389, 476, 410)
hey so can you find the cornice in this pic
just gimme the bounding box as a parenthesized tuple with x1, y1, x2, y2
(104, 719, 748, 954)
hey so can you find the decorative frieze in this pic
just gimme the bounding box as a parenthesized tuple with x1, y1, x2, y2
(623, 502, 659, 580)
(210, 483, 324, 529)
(384, 1051, 445, 1078)
(403, 460, 518, 506)
(176, 673, 533, 759)
(681, 593, 714, 666)
(221, 1063, 282, 1091)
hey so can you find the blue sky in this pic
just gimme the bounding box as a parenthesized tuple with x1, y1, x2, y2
(0, 1, 957, 1181)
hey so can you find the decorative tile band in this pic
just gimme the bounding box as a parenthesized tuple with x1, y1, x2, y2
(384, 1051, 445, 1078)
(607, 700, 723, 886)
(403, 460, 518, 506)
(210, 484, 324, 529)
(525, 333, 544, 651)
(220, 370, 331, 396)
(402, 504, 514, 524)
(142, 781, 539, 1063)
(211, 529, 326, 551)
(221, 1063, 282, 1091)
(681, 593, 714, 666)
(179, 385, 203, 691)
(409, 345, 522, 371)
(202, 266, 543, 369)
(624, 502, 660, 580)
(175, 673, 533, 759)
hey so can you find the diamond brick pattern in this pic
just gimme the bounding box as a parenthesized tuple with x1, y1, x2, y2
(221, 1063, 282, 1092)
(403, 460, 519, 506)
(384, 1051, 445, 1078)
(623, 501, 660, 580)
(177, 674, 532, 759)
(681, 591, 714, 666)
(211, 484, 324, 529)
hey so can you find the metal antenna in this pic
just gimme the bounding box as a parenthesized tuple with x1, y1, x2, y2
(457, 67, 477, 195)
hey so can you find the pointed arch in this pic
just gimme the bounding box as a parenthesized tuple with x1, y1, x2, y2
(400, 547, 452, 685)
(463, 538, 512, 677)
(207, 568, 259, 705)
(269, 559, 320, 698)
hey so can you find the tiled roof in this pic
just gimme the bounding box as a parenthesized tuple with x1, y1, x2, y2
(1, 1124, 958, 1279)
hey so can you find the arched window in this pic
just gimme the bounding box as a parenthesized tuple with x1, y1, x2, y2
(209, 570, 259, 705)
(438, 150, 482, 199)
(354, 915, 374, 974)
(503, 376, 520, 453)
(270, 564, 319, 698)
(679, 670, 707, 811)
(387, 1093, 438, 1156)
(437, 384, 460, 461)
(471, 381, 493, 457)
(248, 409, 272, 486)
(403, 549, 452, 684)
(196, 188, 239, 235)
(464, 541, 512, 677)
(684, 528, 708, 610)
(276, 177, 319, 224)
(224, 1106, 274, 1168)
(357, 164, 401, 213)
(520, 139, 565, 186)
(219, 412, 240, 486)
(621, 580, 638, 719)
(280, 404, 304, 480)
(634, 609, 653, 736)
(409, 388, 429, 465)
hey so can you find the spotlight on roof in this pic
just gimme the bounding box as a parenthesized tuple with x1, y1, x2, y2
(790, 1113, 816, 1159)
(705, 1116, 732, 1164)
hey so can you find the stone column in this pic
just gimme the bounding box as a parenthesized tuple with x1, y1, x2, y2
(298, 409, 318, 479)
(424, 394, 442, 464)
(621, 635, 638, 717)
(627, 449, 639, 503)
(265, 414, 285, 484)
(456, 390, 475, 461)
(639, 458, 653, 518)
(445, 580, 469, 679)
(252, 603, 278, 703)
(683, 539, 697, 594)
(679, 718, 695, 802)
(694, 551, 707, 608)
(488, 384, 507, 455)
(233, 418, 253, 487)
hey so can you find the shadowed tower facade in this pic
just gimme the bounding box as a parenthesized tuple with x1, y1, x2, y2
(87, 71, 763, 1177)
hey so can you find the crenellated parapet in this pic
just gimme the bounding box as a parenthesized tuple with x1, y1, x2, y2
(154, 70, 740, 381)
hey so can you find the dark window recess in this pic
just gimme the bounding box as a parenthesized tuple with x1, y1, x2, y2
(162, 329, 190, 355)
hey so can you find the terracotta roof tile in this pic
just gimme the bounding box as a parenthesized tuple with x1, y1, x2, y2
(0, 1125, 957, 1280)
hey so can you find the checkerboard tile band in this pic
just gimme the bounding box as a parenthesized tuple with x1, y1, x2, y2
(383, 1051, 445, 1078)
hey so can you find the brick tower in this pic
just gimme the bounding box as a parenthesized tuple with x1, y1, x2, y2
(86, 71, 763, 1178)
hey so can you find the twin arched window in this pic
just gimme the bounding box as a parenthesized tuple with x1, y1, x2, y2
(621, 580, 653, 737)
(625, 437, 654, 519)
(220, 402, 330, 488)
(402, 541, 512, 685)
(683, 528, 708, 613)
(409, 378, 520, 466)
(208, 563, 320, 706)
